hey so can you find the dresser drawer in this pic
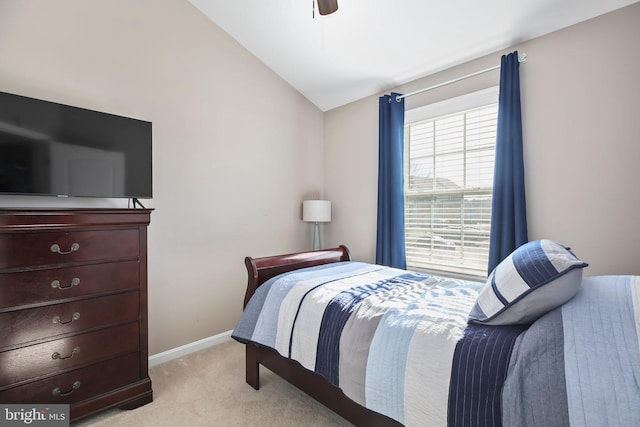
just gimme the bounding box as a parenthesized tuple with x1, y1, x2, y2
(0, 229, 139, 269)
(0, 292, 139, 350)
(0, 352, 141, 404)
(0, 322, 139, 388)
(0, 260, 139, 310)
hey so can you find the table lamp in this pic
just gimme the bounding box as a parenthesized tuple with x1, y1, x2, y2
(302, 200, 331, 250)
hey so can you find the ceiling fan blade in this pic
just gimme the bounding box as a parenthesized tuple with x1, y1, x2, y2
(317, 0, 338, 15)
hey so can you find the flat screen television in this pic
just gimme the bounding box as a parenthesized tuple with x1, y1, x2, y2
(0, 90, 152, 200)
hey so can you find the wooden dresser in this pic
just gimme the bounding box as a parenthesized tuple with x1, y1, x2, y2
(0, 208, 153, 422)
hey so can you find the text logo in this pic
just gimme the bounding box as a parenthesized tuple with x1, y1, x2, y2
(1, 405, 69, 426)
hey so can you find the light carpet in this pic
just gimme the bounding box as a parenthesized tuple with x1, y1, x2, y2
(72, 341, 352, 426)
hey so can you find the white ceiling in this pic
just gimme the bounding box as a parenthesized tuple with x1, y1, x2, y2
(189, 0, 637, 112)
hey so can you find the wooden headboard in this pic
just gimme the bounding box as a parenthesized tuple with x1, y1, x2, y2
(243, 245, 351, 308)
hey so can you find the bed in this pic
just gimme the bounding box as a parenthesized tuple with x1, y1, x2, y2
(232, 243, 640, 426)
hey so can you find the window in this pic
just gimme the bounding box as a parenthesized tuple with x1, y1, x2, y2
(404, 88, 498, 278)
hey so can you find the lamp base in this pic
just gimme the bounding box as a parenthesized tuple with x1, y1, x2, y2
(312, 222, 321, 250)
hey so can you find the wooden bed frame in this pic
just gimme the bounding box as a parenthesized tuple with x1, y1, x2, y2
(242, 245, 402, 426)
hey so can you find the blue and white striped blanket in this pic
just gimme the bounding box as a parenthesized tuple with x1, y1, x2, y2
(502, 275, 640, 427)
(233, 262, 640, 426)
(233, 261, 484, 425)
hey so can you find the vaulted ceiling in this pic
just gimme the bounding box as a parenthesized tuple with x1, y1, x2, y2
(189, 0, 637, 112)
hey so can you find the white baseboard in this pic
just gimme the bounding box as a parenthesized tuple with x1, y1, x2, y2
(148, 330, 233, 368)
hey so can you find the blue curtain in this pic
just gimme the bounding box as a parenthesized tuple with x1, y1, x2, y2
(376, 92, 406, 269)
(488, 51, 528, 274)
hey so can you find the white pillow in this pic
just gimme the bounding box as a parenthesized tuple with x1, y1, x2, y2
(468, 239, 588, 325)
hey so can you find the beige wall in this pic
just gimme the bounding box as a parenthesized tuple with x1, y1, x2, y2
(325, 3, 640, 277)
(0, 0, 325, 354)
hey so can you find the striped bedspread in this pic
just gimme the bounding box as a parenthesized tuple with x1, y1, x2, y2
(233, 262, 640, 426)
(233, 261, 486, 426)
(502, 275, 640, 427)
(448, 323, 526, 426)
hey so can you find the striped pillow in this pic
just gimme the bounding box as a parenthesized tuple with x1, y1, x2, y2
(468, 239, 588, 325)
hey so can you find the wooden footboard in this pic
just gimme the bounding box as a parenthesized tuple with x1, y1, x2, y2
(242, 246, 401, 426)
(243, 245, 352, 308)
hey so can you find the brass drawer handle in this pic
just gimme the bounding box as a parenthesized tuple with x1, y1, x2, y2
(51, 277, 80, 290)
(50, 242, 80, 254)
(52, 312, 80, 325)
(52, 346, 80, 360)
(52, 381, 81, 397)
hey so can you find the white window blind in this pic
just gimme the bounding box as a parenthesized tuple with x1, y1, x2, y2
(404, 98, 498, 278)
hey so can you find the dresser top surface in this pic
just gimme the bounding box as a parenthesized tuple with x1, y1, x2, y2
(0, 208, 152, 230)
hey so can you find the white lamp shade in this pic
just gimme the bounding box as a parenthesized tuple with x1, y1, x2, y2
(302, 200, 331, 223)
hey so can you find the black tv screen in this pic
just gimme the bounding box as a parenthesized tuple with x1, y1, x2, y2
(0, 91, 152, 199)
